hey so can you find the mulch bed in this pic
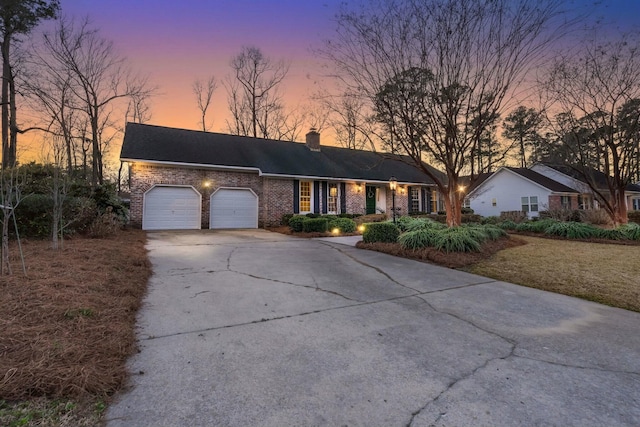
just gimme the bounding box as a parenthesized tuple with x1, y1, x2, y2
(0, 230, 151, 401)
(267, 226, 526, 269)
(356, 237, 526, 269)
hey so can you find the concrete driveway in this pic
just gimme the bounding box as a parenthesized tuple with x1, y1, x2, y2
(106, 229, 640, 427)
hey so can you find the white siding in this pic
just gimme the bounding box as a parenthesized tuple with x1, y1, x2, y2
(469, 169, 551, 218)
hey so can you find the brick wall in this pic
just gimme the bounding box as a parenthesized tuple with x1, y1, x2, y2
(130, 163, 267, 228)
(129, 163, 422, 228)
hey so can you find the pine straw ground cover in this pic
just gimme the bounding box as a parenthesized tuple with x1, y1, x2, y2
(0, 230, 151, 427)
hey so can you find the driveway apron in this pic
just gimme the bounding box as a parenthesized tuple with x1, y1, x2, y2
(106, 229, 640, 427)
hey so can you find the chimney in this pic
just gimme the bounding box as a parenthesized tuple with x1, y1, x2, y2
(306, 128, 320, 152)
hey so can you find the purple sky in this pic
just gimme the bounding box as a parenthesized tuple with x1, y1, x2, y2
(43, 0, 640, 137)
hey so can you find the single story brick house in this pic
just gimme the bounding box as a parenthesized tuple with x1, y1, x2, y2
(120, 123, 445, 230)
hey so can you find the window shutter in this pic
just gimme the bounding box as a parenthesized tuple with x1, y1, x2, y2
(322, 181, 328, 214)
(421, 188, 427, 212)
(293, 180, 299, 214)
(340, 182, 347, 213)
(407, 186, 413, 213)
(313, 181, 320, 214)
(426, 189, 432, 213)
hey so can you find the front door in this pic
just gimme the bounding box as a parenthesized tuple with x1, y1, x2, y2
(365, 185, 376, 214)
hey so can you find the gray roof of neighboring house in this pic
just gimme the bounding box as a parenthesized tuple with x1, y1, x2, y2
(120, 123, 445, 185)
(540, 163, 640, 193)
(505, 167, 579, 193)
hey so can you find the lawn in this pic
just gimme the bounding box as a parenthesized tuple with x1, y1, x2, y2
(463, 235, 640, 313)
(0, 230, 151, 427)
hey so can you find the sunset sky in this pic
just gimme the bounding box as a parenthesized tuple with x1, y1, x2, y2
(17, 0, 640, 166)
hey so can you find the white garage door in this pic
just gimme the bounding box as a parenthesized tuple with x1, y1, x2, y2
(143, 186, 201, 230)
(210, 188, 258, 229)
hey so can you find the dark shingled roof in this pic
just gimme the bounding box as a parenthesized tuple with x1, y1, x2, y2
(505, 167, 579, 193)
(120, 123, 445, 184)
(541, 163, 640, 193)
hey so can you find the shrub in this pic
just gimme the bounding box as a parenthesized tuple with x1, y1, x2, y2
(305, 212, 321, 218)
(627, 210, 640, 224)
(362, 222, 400, 243)
(618, 222, 640, 240)
(14, 194, 54, 238)
(581, 209, 611, 225)
(88, 207, 122, 238)
(461, 207, 474, 214)
(500, 210, 527, 223)
(281, 213, 294, 226)
(545, 222, 599, 239)
(499, 220, 518, 230)
(434, 227, 482, 253)
(288, 215, 306, 232)
(328, 217, 356, 233)
(398, 228, 440, 250)
(338, 213, 361, 219)
(302, 217, 329, 233)
(481, 216, 500, 225)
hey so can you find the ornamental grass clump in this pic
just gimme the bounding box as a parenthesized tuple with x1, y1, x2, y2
(516, 218, 558, 233)
(499, 220, 518, 230)
(434, 227, 482, 253)
(618, 222, 640, 240)
(545, 221, 599, 239)
(479, 224, 508, 240)
(398, 228, 441, 250)
(406, 217, 446, 231)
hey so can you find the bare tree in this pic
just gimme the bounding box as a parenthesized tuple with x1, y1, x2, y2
(1, 0, 60, 169)
(225, 46, 290, 139)
(543, 31, 640, 225)
(321, 0, 576, 226)
(0, 167, 26, 275)
(192, 75, 217, 131)
(39, 17, 154, 187)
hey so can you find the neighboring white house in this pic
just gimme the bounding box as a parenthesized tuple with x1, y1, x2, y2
(531, 163, 640, 212)
(466, 167, 579, 218)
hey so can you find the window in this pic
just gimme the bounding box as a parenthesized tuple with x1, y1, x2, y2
(560, 196, 571, 209)
(410, 187, 420, 212)
(300, 181, 311, 213)
(463, 198, 471, 209)
(492, 198, 497, 207)
(327, 183, 338, 213)
(521, 196, 539, 213)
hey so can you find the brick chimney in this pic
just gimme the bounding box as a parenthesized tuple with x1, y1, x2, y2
(306, 128, 320, 152)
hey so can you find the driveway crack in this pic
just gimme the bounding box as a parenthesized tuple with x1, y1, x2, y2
(316, 241, 422, 293)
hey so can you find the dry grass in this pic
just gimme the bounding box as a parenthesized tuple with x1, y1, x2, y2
(464, 235, 640, 312)
(0, 229, 151, 426)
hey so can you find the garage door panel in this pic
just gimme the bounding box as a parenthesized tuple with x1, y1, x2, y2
(143, 186, 201, 230)
(210, 189, 258, 229)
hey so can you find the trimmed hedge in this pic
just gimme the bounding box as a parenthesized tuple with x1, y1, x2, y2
(362, 222, 400, 243)
(328, 217, 356, 233)
(288, 215, 306, 232)
(303, 217, 329, 233)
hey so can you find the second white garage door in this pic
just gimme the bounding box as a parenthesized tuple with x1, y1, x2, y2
(210, 188, 258, 229)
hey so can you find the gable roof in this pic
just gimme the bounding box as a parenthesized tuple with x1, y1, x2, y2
(540, 163, 640, 193)
(120, 123, 445, 185)
(466, 166, 578, 196)
(505, 167, 578, 193)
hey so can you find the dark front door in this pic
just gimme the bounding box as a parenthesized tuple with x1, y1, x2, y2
(365, 185, 376, 214)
